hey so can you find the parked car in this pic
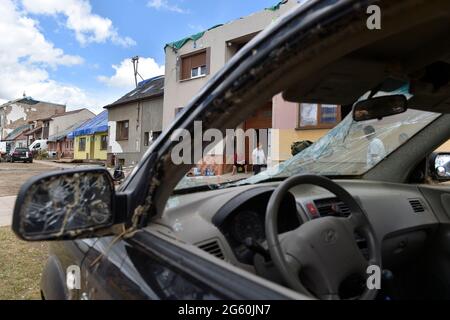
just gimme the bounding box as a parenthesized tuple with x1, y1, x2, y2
(11, 0, 450, 300)
(7, 147, 33, 163)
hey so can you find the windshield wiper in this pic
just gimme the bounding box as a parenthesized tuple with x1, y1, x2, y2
(252, 176, 287, 184)
(173, 184, 221, 195)
(173, 177, 249, 195)
(222, 176, 287, 189)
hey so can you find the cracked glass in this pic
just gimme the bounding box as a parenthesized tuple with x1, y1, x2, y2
(19, 171, 113, 238)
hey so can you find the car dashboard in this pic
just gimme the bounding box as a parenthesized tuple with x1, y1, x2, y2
(213, 189, 300, 265)
(155, 179, 441, 273)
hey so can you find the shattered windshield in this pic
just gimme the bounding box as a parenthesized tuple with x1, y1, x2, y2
(233, 108, 439, 186)
(175, 89, 440, 192)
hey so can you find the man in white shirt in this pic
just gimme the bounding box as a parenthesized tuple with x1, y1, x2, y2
(252, 143, 266, 175)
(364, 125, 386, 167)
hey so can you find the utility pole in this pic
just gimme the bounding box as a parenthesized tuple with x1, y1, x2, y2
(131, 56, 144, 151)
(131, 56, 144, 88)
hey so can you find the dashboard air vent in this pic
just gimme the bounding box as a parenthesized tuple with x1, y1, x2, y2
(317, 204, 334, 216)
(197, 240, 225, 260)
(354, 231, 369, 260)
(314, 198, 351, 217)
(409, 199, 425, 213)
(337, 202, 351, 216)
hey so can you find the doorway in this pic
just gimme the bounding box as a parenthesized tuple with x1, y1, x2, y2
(243, 101, 273, 167)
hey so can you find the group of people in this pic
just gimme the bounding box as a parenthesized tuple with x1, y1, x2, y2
(187, 126, 395, 178)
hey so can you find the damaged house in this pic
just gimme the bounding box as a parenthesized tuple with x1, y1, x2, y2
(69, 110, 108, 161)
(25, 109, 95, 147)
(40, 109, 95, 159)
(105, 75, 164, 166)
(0, 96, 66, 153)
(1, 124, 31, 151)
(162, 0, 316, 175)
(47, 120, 91, 159)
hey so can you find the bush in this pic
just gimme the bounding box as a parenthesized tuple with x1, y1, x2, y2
(291, 140, 313, 156)
(34, 150, 48, 160)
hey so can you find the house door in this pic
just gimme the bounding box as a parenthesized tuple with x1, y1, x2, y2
(90, 137, 95, 160)
(243, 101, 273, 166)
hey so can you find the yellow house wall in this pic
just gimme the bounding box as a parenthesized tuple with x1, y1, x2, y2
(273, 128, 450, 164)
(73, 133, 107, 160)
(436, 140, 450, 152)
(93, 133, 107, 160)
(74, 135, 88, 160)
(272, 129, 330, 162)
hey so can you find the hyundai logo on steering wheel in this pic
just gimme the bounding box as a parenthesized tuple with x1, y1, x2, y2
(323, 229, 337, 244)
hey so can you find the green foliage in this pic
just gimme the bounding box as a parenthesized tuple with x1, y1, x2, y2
(291, 140, 313, 156)
(34, 150, 48, 160)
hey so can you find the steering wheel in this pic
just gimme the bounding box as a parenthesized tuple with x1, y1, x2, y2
(265, 174, 381, 300)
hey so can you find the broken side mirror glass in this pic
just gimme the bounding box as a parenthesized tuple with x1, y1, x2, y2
(353, 94, 407, 122)
(12, 168, 119, 241)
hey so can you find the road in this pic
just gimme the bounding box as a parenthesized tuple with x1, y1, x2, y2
(0, 160, 82, 227)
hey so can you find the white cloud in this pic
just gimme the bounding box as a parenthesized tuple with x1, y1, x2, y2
(0, 0, 83, 67)
(98, 57, 164, 90)
(0, 0, 113, 113)
(147, 0, 189, 14)
(21, 0, 136, 47)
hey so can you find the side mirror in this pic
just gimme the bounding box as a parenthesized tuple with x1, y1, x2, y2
(432, 153, 450, 181)
(353, 94, 407, 122)
(12, 168, 124, 241)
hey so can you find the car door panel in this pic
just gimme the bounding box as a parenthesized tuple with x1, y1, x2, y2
(80, 235, 224, 300)
(41, 239, 95, 300)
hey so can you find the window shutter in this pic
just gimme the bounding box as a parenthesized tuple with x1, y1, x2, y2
(180, 49, 208, 80)
(181, 56, 191, 80)
(191, 51, 206, 68)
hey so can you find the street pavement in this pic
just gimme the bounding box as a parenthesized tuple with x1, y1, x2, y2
(0, 160, 87, 227)
(33, 160, 83, 169)
(0, 196, 16, 227)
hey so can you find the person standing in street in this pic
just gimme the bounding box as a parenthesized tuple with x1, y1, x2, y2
(252, 143, 266, 175)
(364, 125, 386, 167)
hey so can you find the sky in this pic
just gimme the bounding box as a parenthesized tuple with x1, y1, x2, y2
(0, 0, 283, 113)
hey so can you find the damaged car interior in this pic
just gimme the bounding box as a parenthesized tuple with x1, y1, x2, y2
(11, 0, 450, 300)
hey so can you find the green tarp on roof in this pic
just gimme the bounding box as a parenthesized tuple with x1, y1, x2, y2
(165, 31, 205, 51)
(165, 24, 224, 51)
(165, 0, 290, 51)
(265, 0, 289, 11)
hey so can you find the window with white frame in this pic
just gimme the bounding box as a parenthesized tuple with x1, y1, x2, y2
(180, 49, 209, 81)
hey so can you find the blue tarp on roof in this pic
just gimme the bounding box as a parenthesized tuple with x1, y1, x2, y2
(68, 110, 108, 138)
(137, 75, 163, 87)
(49, 119, 90, 142)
